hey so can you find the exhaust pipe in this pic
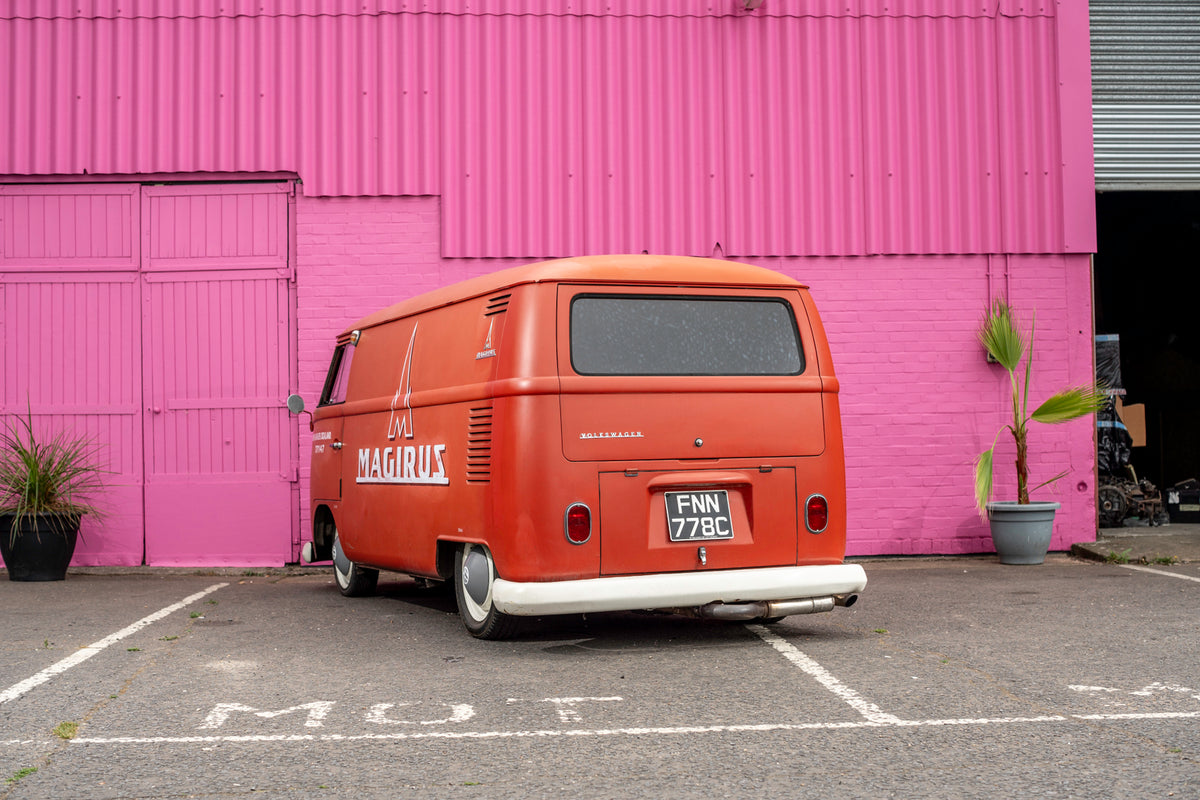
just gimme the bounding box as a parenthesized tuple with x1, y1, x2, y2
(765, 596, 836, 617)
(688, 595, 844, 621)
(692, 602, 768, 621)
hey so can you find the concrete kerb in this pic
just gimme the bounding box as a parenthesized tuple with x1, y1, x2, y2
(1070, 523, 1200, 565)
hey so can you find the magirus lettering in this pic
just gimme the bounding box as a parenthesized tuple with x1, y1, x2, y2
(356, 444, 448, 485)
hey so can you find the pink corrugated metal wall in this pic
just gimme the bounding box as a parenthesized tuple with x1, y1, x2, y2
(443, 13, 730, 257)
(0, 185, 145, 564)
(1, 1, 1021, 20)
(140, 184, 294, 566)
(0, 183, 296, 566)
(1, 8, 440, 197)
(1, 2, 1093, 258)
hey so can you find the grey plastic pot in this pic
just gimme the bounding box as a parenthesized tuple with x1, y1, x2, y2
(985, 501, 1060, 565)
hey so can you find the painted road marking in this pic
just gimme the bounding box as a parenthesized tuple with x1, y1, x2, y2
(366, 702, 477, 726)
(747, 623, 903, 724)
(540, 697, 624, 723)
(1119, 564, 1200, 583)
(197, 701, 480, 729)
(200, 702, 336, 729)
(0, 583, 228, 706)
(52, 711, 1199, 746)
(5, 597, 1197, 749)
(1071, 682, 1200, 701)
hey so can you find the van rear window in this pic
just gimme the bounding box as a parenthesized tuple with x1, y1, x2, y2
(570, 295, 804, 376)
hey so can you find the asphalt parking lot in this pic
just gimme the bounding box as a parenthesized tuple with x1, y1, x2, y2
(2, 556, 1198, 799)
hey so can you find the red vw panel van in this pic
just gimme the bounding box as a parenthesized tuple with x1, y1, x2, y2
(292, 255, 866, 638)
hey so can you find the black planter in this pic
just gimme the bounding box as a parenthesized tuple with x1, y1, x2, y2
(0, 513, 81, 581)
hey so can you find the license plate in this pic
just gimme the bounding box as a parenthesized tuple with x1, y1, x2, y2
(665, 490, 735, 542)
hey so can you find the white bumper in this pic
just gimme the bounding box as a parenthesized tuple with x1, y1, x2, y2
(491, 563, 867, 617)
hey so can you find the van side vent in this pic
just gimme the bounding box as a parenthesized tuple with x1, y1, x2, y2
(466, 405, 494, 483)
(485, 294, 511, 316)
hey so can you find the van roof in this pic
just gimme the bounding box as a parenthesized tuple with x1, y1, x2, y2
(346, 254, 807, 335)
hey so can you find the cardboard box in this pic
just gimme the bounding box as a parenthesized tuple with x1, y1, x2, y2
(1115, 397, 1146, 448)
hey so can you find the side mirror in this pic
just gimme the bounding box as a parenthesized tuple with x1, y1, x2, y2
(286, 394, 314, 431)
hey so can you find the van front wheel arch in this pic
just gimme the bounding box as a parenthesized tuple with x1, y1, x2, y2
(332, 527, 379, 597)
(454, 544, 519, 640)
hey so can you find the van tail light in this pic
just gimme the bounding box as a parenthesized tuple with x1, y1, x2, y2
(805, 494, 829, 534)
(565, 503, 592, 545)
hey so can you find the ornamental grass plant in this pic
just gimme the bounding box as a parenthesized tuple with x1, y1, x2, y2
(0, 406, 106, 546)
(974, 298, 1105, 515)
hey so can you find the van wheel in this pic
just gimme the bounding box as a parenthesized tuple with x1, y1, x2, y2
(454, 544, 519, 640)
(332, 529, 378, 597)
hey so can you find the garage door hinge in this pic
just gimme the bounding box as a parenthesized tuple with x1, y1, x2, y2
(289, 464, 300, 483)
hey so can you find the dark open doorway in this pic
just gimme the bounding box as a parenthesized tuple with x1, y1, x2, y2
(1095, 191, 1200, 500)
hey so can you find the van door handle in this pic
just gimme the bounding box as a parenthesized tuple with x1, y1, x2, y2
(331, 442, 343, 450)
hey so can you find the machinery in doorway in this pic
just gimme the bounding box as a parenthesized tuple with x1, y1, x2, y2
(1096, 335, 1168, 528)
(1098, 471, 1167, 529)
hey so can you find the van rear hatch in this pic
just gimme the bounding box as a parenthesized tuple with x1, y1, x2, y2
(559, 289, 826, 462)
(598, 467, 798, 576)
(557, 286, 828, 577)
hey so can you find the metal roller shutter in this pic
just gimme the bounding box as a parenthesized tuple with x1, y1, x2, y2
(1092, 1, 1200, 189)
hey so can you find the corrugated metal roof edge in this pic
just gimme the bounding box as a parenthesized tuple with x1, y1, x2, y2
(5, 6, 1050, 21)
(344, 253, 808, 335)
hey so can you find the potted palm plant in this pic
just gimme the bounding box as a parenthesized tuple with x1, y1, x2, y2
(975, 298, 1104, 564)
(0, 407, 105, 581)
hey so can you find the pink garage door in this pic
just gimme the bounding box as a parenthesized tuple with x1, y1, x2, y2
(0, 182, 297, 566)
(0, 185, 144, 564)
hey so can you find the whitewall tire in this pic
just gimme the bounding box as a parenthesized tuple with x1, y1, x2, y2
(332, 528, 379, 597)
(454, 543, 519, 640)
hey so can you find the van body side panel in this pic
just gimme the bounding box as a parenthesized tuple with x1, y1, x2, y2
(488, 396, 604, 583)
(339, 406, 483, 575)
(310, 416, 344, 501)
(798, 290, 837, 380)
(484, 287, 605, 584)
(329, 293, 511, 574)
(816, 390, 849, 554)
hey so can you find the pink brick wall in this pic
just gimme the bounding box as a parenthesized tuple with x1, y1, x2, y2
(295, 195, 442, 540)
(754, 254, 1096, 556)
(295, 203, 1097, 557)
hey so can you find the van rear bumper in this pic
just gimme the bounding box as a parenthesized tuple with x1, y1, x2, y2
(491, 563, 867, 617)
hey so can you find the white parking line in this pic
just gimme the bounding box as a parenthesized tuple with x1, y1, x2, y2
(0, 583, 228, 706)
(747, 623, 903, 724)
(56, 710, 1200, 746)
(1119, 564, 1200, 583)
